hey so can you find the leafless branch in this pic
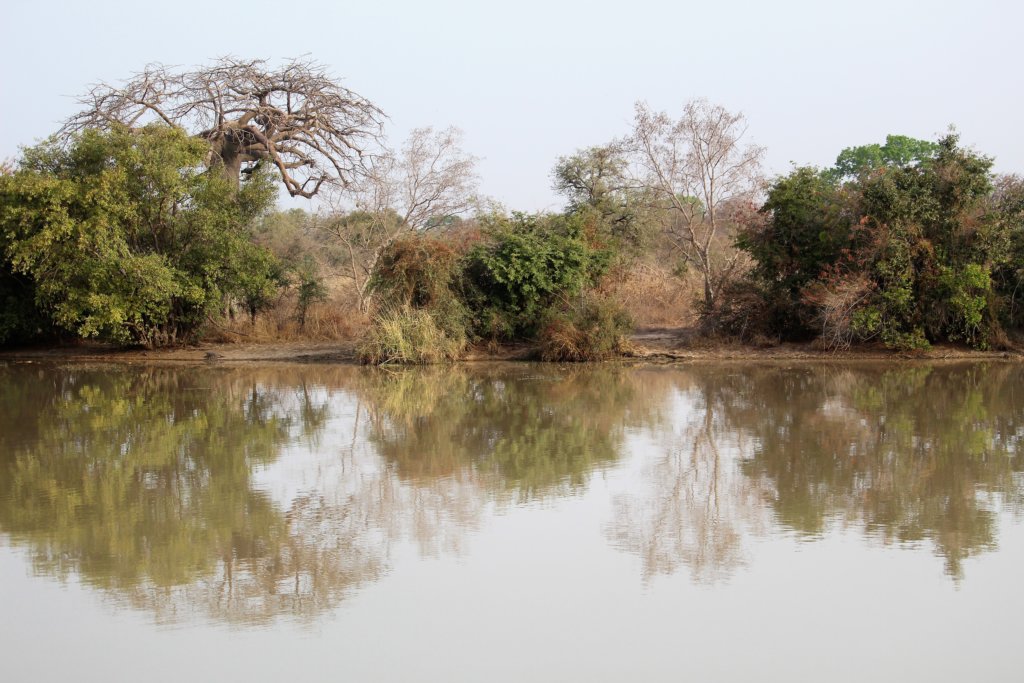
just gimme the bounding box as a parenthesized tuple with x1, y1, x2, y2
(62, 57, 385, 198)
(626, 99, 765, 309)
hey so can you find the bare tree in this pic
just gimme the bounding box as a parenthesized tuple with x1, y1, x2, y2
(628, 99, 765, 310)
(62, 57, 385, 198)
(320, 126, 479, 309)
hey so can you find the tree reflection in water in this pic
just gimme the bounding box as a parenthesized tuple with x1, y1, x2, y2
(608, 363, 1024, 582)
(1, 362, 1022, 625)
(606, 368, 772, 583)
(0, 365, 385, 624)
(729, 364, 1024, 578)
(0, 363, 668, 624)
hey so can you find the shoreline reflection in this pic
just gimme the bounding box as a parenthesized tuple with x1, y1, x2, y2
(0, 362, 1021, 624)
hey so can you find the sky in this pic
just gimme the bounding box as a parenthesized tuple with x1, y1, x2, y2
(2, 0, 1021, 212)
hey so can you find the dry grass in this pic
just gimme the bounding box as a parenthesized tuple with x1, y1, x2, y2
(357, 307, 467, 365)
(206, 276, 369, 343)
(538, 295, 632, 362)
(606, 261, 699, 328)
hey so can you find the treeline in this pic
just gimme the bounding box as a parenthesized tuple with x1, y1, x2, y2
(2, 59, 1023, 358)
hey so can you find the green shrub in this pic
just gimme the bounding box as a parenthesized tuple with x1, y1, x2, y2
(293, 257, 328, 329)
(463, 212, 609, 339)
(742, 134, 1011, 350)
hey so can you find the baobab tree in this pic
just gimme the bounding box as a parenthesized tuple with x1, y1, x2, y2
(628, 99, 765, 310)
(62, 57, 385, 198)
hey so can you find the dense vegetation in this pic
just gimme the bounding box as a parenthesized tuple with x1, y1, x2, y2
(734, 134, 1024, 350)
(2, 59, 1023, 359)
(0, 126, 279, 346)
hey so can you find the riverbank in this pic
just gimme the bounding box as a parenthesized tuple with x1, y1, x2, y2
(1, 327, 1021, 364)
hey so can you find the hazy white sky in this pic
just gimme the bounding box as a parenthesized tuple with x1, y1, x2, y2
(2, 0, 1021, 211)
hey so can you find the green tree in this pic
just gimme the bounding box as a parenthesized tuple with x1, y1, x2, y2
(233, 242, 287, 325)
(0, 125, 278, 346)
(552, 145, 656, 251)
(737, 167, 855, 335)
(294, 256, 328, 328)
(854, 134, 999, 347)
(829, 134, 941, 181)
(741, 134, 1008, 349)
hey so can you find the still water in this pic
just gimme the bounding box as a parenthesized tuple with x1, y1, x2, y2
(1, 361, 1022, 681)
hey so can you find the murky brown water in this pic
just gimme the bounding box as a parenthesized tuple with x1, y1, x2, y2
(1, 361, 1022, 681)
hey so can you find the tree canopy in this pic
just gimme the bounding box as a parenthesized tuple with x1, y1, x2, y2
(0, 125, 279, 346)
(63, 58, 385, 197)
(829, 134, 941, 181)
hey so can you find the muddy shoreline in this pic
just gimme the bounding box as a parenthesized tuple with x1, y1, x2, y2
(1, 333, 1020, 365)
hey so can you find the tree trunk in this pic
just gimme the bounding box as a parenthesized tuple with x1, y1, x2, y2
(206, 135, 245, 193)
(703, 275, 715, 312)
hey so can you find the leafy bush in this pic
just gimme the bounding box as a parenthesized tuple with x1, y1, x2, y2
(293, 257, 328, 329)
(463, 212, 609, 339)
(736, 166, 855, 337)
(742, 134, 1012, 350)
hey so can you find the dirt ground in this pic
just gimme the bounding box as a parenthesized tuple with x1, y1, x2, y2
(2, 327, 1021, 364)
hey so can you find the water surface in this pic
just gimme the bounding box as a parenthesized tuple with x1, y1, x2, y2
(1, 361, 1022, 681)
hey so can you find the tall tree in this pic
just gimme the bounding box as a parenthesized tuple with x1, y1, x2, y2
(628, 99, 765, 310)
(62, 58, 384, 198)
(552, 144, 656, 251)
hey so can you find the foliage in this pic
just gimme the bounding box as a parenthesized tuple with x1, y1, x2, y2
(368, 234, 467, 310)
(293, 256, 328, 329)
(828, 134, 941, 181)
(463, 212, 610, 339)
(538, 293, 633, 361)
(0, 125, 278, 346)
(365, 233, 471, 339)
(741, 133, 1011, 350)
(552, 145, 657, 252)
(991, 174, 1024, 328)
(852, 134, 998, 348)
(0, 266, 49, 345)
(233, 242, 287, 325)
(359, 210, 623, 362)
(736, 167, 855, 335)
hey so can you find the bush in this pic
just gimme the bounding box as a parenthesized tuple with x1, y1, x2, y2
(363, 234, 472, 360)
(358, 307, 467, 365)
(463, 212, 609, 339)
(538, 294, 632, 361)
(701, 279, 781, 342)
(741, 134, 1012, 350)
(368, 235, 467, 310)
